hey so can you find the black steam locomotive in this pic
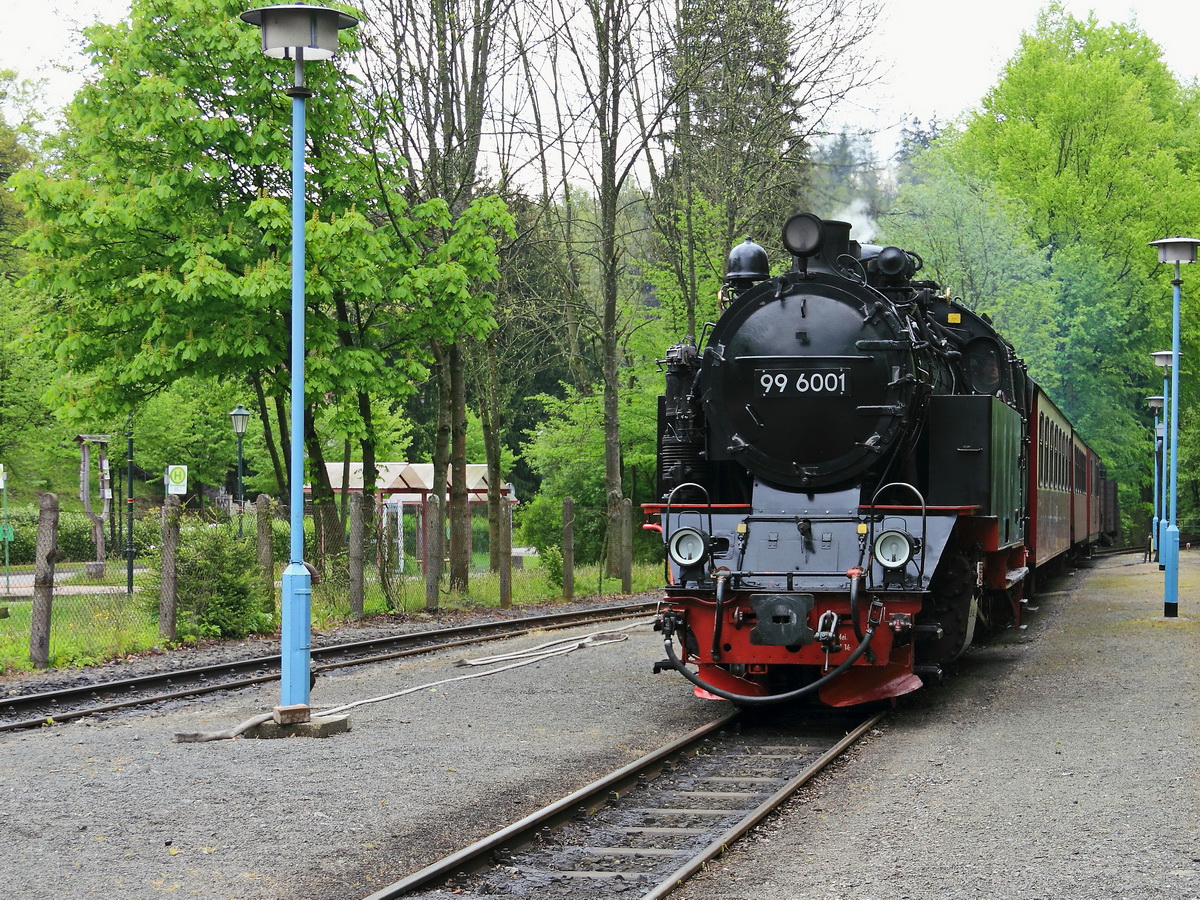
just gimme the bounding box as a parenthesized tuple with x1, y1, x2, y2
(648, 213, 1117, 706)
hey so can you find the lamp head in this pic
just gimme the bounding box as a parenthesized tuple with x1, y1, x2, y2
(230, 404, 251, 435)
(241, 4, 359, 60)
(1149, 236, 1200, 265)
(1146, 395, 1164, 412)
(1152, 350, 1174, 369)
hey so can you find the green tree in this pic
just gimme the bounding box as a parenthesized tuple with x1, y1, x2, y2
(881, 143, 1059, 384)
(14, 0, 511, 557)
(950, 4, 1200, 527)
(0, 71, 32, 283)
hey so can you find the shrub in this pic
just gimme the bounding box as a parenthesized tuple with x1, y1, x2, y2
(148, 525, 274, 640)
(1, 504, 163, 565)
(538, 545, 564, 591)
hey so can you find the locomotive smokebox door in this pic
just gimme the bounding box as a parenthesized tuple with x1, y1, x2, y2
(749, 593, 816, 646)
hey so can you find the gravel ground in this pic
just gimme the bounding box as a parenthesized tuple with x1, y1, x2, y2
(0, 596, 720, 899)
(677, 552, 1200, 900)
(2, 556, 1196, 900)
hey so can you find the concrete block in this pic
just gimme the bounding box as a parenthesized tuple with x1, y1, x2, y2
(242, 714, 351, 740)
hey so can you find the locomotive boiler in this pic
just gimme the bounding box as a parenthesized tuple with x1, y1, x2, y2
(649, 213, 1115, 706)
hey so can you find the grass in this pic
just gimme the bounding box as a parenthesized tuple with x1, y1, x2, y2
(309, 561, 662, 624)
(0, 591, 160, 674)
(0, 559, 665, 676)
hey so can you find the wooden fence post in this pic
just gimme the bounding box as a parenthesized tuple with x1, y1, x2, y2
(29, 492, 59, 669)
(620, 497, 632, 594)
(256, 494, 274, 604)
(159, 494, 181, 642)
(562, 497, 574, 601)
(349, 492, 364, 618)
(425, 493, 443, 612)
(499, 498, 512, 609)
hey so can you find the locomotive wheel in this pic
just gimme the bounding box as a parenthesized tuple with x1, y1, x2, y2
(916, 550, 979, 666)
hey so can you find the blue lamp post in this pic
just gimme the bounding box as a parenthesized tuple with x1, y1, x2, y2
(1146, 394, 1164, 562)
(241, 3, 358, 720)
(1149, 236, 1200, 618)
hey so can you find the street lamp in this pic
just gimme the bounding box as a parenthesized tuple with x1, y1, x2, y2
(1149, 235, 1200, 618)
(241, 3, 358, 721)
(1146, 394, 1164, 562)
(229, 404, 251, 538)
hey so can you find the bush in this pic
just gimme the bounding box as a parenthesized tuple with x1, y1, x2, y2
(1, 503, 162, 565)
(539, 545, 564, 590)
(148, 525, 274, 640)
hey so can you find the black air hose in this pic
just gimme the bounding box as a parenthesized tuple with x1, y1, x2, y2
(659, 600, 883, 706)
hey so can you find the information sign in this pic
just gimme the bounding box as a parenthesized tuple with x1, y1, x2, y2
(166, 464, 188, 495)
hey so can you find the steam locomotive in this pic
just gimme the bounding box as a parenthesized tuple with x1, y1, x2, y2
(648, 213, 1118, 706)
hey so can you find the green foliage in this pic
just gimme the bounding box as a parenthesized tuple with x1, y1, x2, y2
(149, 525, 273, 640)
(0, 505, 158, 564)
(891, 5, 1200, 539)
(537, 545, 563, 591)
(881, 143, 1060, 382)
(134, 376, 249, 492)
(10, 0, 513, 520)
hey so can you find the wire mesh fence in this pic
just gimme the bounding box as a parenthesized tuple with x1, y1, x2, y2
(0, 491, 547, 675)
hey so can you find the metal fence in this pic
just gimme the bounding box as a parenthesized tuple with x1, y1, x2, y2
(0, 491, 528, 674)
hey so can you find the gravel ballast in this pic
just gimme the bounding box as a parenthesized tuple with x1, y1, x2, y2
(1, 606, 721, 899)
(678, 552, 1200, 900)
(3, 555, 1197, 899)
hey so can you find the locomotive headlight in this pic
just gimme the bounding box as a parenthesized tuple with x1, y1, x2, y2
(872, 530, 914, 570)
(668, 527, 709, 567)
(782, 212, 825, 257)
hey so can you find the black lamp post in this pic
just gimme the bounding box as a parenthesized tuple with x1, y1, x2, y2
(230, 404, 251, 538)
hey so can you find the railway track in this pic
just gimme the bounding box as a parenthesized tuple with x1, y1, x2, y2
(0, 601, 657, 732)
(367, 706, 886, 900)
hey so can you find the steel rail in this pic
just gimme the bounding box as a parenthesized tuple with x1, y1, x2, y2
(363, 708, 886, 900)
(642, 709, 886, 899)
(0, 601, 657, 731)
(362, 713, 740, 900)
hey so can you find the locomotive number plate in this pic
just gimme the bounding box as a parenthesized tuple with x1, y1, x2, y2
(755, 368, 850, 396)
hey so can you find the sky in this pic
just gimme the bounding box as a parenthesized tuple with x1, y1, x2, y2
(3, 0, 1200, 154)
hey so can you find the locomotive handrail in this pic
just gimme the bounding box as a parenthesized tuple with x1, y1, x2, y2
(867, 481, 929, 589)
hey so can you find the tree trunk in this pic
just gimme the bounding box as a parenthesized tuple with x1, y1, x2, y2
(480, 336, 504, 571)
(424, 492, 443, 611)
(252, 371, 287, 495)
(303, 403, 344, 569)
(562, 496, 574, 601)
(349, 492, 364, 618)
(498, 491, 512, 608)
(256, 493, 275, 603)
(449, 341, 470, 591)
(428, 341, 452, 600)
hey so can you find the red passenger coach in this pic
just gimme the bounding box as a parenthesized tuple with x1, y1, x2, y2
(1027, 386, 1116, 574)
